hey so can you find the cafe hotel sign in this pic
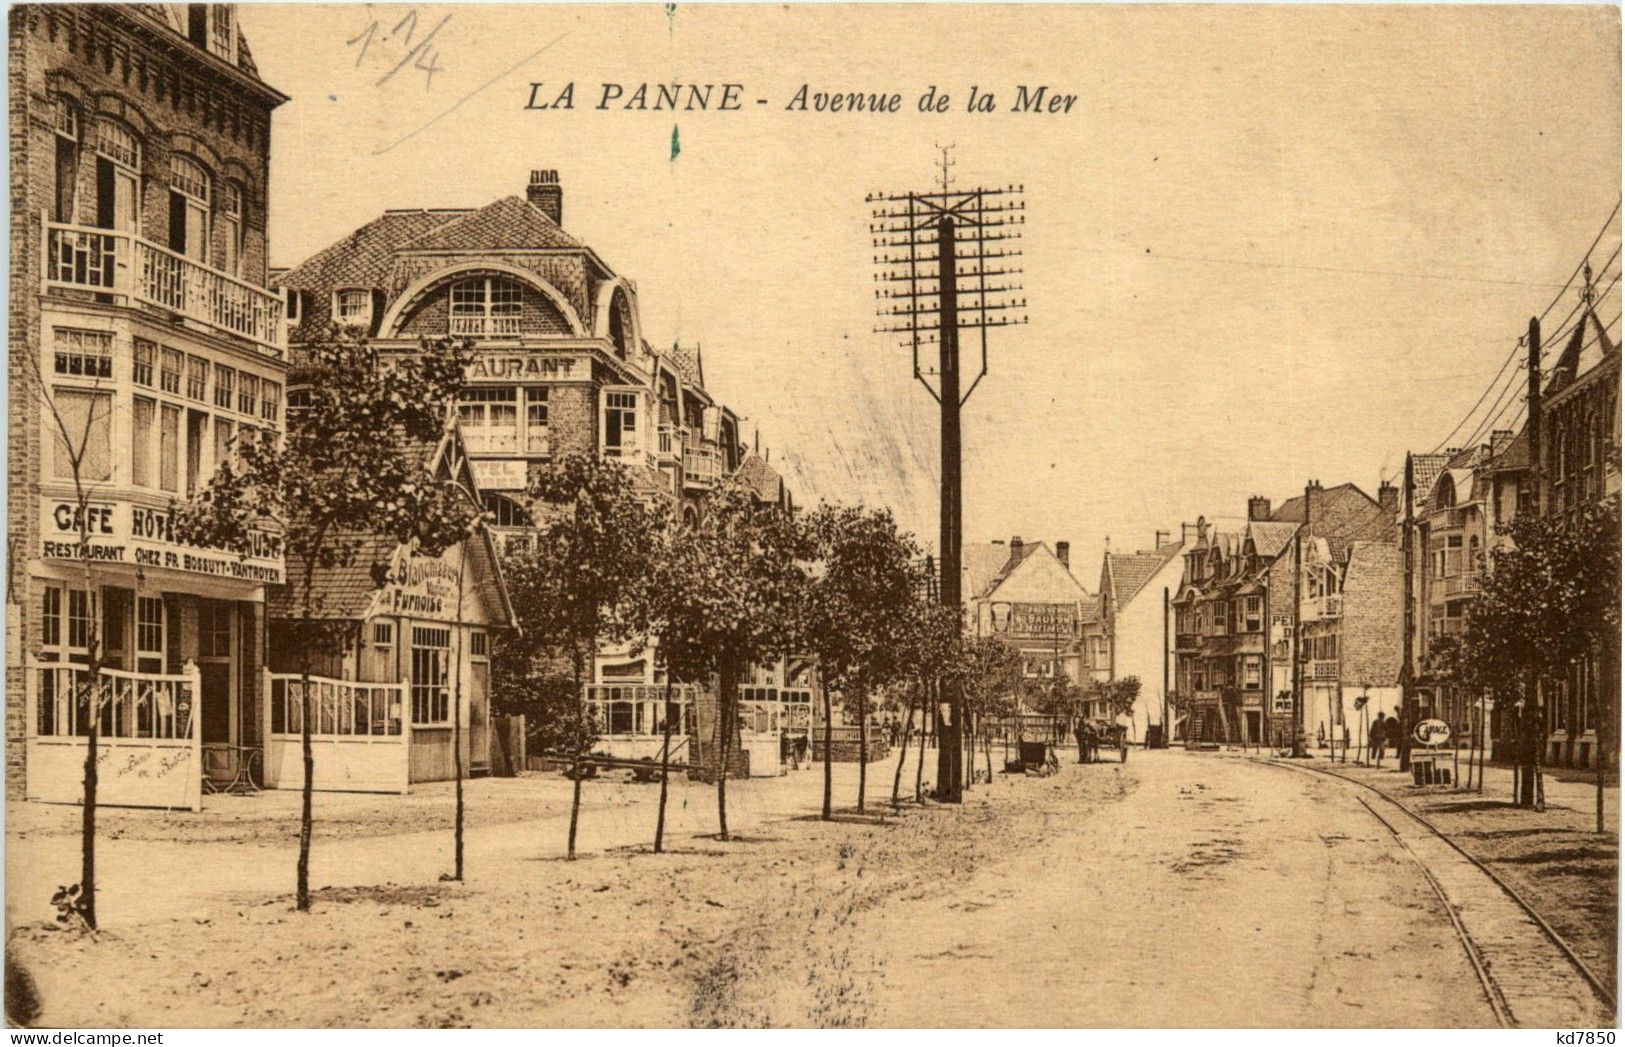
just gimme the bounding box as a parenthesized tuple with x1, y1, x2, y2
(39, 497, 284, 585)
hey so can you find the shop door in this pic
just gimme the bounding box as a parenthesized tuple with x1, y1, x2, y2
(198, 601, 238, 784)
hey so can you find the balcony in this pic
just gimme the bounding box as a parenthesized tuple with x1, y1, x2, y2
(658, 423, 684, 463)
(44, 219, 284, 358)
(1436, 574, 1481, 599)
(683, 441, 721, 489)
(449, 314, 522, 339)
(1307, 659, 1339, 682)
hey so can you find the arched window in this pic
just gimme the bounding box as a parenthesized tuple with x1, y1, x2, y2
(168, 155, 211, 261)
(482, 492, 531, 528)
(93, 118, 141, 233)
(450, 277, 522, 337)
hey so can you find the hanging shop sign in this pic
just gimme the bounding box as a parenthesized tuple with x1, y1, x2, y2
(465, 352, 590, 383)
(38, 498, 283, 585)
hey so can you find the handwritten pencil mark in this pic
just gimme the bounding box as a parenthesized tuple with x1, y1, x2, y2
(372, 33, 568, 157)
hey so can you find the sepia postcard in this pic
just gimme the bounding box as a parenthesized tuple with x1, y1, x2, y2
(4, 1, 1621, 1032)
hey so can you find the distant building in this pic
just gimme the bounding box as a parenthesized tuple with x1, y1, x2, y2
(967, 537, 1091, 705)
(1095, 532, 1185, 741)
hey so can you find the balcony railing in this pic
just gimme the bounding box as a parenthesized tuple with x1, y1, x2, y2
(684, 442, 721, 488)
(44, 219, 285, 357)
(1307, 659, 1339, 682)
(449, 314, 522, 338)
(1437, 574, 1481, 599)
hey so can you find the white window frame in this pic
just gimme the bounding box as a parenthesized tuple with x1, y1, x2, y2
(334, 288, 373, 330)
(524, 386, 549, 454)
(449, 277, 522, 338)
(458, 387, 520, 454)
(600, 388, 643, 459)
(94, 119, 140, 233)
(220, 180, 243, 277)
(169, 155, 211, 263)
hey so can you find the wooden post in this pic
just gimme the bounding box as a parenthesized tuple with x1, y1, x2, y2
(935, 214, 965, 804)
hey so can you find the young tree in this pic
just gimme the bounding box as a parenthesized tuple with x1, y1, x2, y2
(1451, 497, 1620, 817)
(803, 505, 922, 816)
(22, 337, 119, 928)
(638, 477, 807, 840)
(176, 330, 476, 911)
(892, 598, 958, 809)
(497, 452, 666, 858)
(954, 636, 1024, 783)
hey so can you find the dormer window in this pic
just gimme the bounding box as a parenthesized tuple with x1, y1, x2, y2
(334, 289, 373, 330)
(449, 277, 522, 338)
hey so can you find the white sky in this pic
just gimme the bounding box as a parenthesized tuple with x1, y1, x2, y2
(240, 3, 1622, 584)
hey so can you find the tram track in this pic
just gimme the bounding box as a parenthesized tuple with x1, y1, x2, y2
(1263, 756, 1616, 1027)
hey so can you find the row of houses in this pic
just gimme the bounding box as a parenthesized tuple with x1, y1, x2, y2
(7, 4, 812, 811)
(960, 312, 1618, 767)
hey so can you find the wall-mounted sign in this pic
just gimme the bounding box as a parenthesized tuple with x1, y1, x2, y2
(365, 545, 465, 621)
(1272, 690, 1294, 714)
(39, 498, 284, 585)
(465, 352, 589, 383)
(470, 459, 529, 491)
(997, 602, 1078, 639)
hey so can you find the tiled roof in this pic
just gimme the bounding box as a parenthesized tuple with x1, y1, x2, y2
(1246, 520, 1299, 559)
(1107, 547, 1178, 608)
(401, 195, 582, 253)
(1410, 453, 1452, 509)
(963, 543, 1014, 602)
(982, 542, 1043, 597)
(1486, 428, 1531, 473)
(669, 343, 704, 388)
(734, 452, 784, 505)
(277, 210, 465, 291)
(269, 533, 401, 620)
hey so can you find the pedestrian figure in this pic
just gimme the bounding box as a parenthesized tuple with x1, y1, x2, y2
(1368, 712, 1387, 765)
(1074, 722, 1089, 764)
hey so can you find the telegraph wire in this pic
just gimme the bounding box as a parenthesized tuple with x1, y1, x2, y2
(1535, 202, 1621, 323)
(1542, 246, 1621, 346)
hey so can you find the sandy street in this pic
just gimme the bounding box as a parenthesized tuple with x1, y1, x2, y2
(2, 749, 1553, 1027)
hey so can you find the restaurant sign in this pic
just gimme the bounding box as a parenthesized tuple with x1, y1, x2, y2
(466, 352, 590, 383)
(39, 498, 283, 585)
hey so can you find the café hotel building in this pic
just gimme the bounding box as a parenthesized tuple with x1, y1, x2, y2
(8, 4, 288, 808)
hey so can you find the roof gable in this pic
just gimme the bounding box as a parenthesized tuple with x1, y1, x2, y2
(402, 195, 583, 253)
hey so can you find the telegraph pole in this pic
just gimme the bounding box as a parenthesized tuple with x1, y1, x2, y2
(870, 158, 1027, 803)
(1162, 586, 1170, 748)
(1400, 452, 1415, 773)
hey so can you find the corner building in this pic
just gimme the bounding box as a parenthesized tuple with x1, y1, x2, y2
(8, 4, 288, 807)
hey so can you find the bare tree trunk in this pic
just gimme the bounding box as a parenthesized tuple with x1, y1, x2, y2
(80, 675, 99, 930)
(655, 677, 674, 853)
(296, 556, 322, 912)
(821, 685, 834, 820)
(716, 658, 736, 841)
(567, 648, 586, 860)
(451, 545, 467, 881)
(856, 687, 868, 813)
(915, 679, 928, 803)
(892, 687, 916, 811)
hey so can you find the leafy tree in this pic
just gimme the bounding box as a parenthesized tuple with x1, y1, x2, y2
(1448, 496, 1620, 817)
(176, 330, 477, 911)
(892, 599, 959, 808)
(953, 636, 1024, 784)
(497, 452, 666, 858)
(803, 505, 921, 815)
(636, 477, 807, 840)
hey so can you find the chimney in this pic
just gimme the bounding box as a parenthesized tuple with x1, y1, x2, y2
(1490, 428, 1514, 458)
(1154, 530, 1168, 548)
(1305, 481, 1324, 532)
(1378, 481, 1399, 515)
(527, 169, 562, 226)
(1055, 541, 1070, 568)
(1010, 536, 1024, 560)
(1247, 495, 1271, 521)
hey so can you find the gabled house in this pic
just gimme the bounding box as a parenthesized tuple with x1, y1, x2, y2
(1096, 531, 1186, 742)
(968, 537, 1092, 705)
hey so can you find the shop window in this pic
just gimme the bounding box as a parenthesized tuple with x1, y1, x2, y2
(168, 155, 211, 262)
(450, 277, 522, 337)
(136, 596, 164, 675)
(482, 492, 531, 528)
(41, 587, 62, 650)
(50, 389, 112, 482)
(372, 621, 394, 647)
(410, 626, 452, 724)
(470, 630, 488, 659)
(52, 328, 113, 379)
(67, 590, 93, 651)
